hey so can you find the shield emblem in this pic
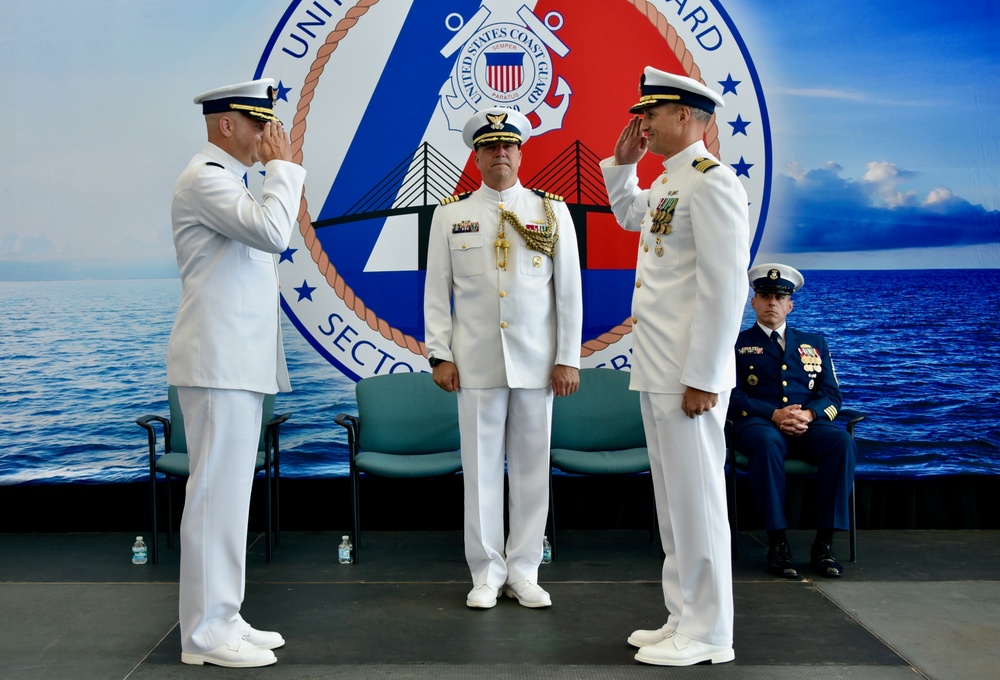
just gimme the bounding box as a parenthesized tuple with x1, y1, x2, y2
(486, 51, 524, 93)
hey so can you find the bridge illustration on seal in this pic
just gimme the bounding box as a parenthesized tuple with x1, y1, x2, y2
(310, 140, 613, 270)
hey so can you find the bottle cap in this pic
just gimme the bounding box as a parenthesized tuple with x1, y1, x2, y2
(136, 536, 143, 540)
(342, 535, 349, 540)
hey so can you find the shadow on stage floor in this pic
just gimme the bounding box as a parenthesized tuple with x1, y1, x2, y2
(1, 528, 998, 679)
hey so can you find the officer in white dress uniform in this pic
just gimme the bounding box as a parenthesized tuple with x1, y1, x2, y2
(167, 79, 306, 668)
(601, 67, 750, 666)
(424, 107, 583, 610)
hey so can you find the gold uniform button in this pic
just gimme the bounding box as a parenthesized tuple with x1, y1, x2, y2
(635, 281, 641, 288)
(741, 411, 748, 417)
(632, 316, 638, 324)
(500, 322, 508, 329)
(461, 243, 468, 249)
(782, 381, 788, 386)
(782, 364, 788, 371)
(782, 397, 788, 403)
(499, 291, 506, 297)
(643, 244, 649, 252)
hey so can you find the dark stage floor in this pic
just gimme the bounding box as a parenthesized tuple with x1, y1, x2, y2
(1, 529, 998, 679)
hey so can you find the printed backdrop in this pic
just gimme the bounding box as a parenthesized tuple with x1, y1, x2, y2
(262, 0, 768, 377)
(1, 0, 998, 483)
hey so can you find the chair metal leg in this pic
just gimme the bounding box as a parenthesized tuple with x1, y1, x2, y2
(274, 460, 281, 547)
(165, 474, 175, 549)
(546, 471, 556, 560)
(646, 475, 656, 545)
(728, 465, 739, 559)
(849, 482, 857, 562)
(150, 472, 159, 565)
(351, 469, 361, 564)
(264, 464, 273, 563)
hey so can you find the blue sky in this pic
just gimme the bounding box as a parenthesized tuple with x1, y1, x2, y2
(728, 0, 1000, 267)
(1, 0, 997, 280)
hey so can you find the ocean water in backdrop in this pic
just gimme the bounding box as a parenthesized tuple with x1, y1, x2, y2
(1, 270, 998, 485)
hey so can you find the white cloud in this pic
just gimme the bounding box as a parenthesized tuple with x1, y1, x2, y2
(924, 187, 955, 205)
(862, 161, 921, 208)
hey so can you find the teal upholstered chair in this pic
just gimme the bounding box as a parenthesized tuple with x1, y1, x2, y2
(548, 368, 652, 556)
(334, 372, 463, 563)
(136, 386, 290, 564)
(726, 409, 864, 561)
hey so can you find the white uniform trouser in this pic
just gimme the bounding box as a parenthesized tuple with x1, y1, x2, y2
(458, 386, 553, 589)
(641, 390, 734, 647)
(176, 386, 263, 653)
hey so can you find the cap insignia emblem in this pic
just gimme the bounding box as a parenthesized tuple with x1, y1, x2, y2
(487, 112, 508, 130)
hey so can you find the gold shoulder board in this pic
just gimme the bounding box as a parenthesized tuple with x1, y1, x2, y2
(692, 157, 720, 173)
(531, 188, 565, 201)
(439, 191, 472, 205)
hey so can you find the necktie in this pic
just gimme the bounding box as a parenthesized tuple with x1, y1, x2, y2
(770, 330, 782, 352)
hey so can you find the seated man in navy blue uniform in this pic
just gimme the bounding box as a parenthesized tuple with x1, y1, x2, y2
(729, 264, 856, 578)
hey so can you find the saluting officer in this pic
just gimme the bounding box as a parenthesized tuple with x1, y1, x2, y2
(602, 67, 749, 667)
(423, 107, 583, 611)
(730, 263, 856, 579)
(168, 79, 304, 668)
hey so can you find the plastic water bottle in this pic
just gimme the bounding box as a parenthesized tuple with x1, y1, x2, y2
(132, 536, 148, 565)
(541, 535, 552, 564)
(338, 535, 353, 564)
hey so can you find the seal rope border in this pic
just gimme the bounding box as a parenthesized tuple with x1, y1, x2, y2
(288, 0, 721, 359)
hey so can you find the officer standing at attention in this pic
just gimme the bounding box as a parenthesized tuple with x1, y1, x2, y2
(729, 263, 856, 578)
(168, 79, 305, 668)
(601, 67, 749, 666)
(424, 106, 583, 611)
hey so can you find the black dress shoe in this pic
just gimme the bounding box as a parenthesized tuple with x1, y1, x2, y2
(810, 541, 843, 577)
(767, 541, 799, 578)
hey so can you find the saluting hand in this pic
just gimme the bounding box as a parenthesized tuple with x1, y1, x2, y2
(614, 116, 647, 166)
(257, 121, 295, 165)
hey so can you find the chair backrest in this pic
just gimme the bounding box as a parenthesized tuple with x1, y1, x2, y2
(355, 372, 460, 454)
(551, 368, 645, 451)
(167, 385, 274, 454)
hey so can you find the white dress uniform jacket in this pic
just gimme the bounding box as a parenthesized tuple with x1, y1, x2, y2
(167, 143, 307, 393)
(424, 181, 583, 385)
(600, 140, 750, 394)
(602, 139, 750, 648)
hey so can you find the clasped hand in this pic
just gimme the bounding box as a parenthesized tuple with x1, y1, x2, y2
(772, 405, 814, 436)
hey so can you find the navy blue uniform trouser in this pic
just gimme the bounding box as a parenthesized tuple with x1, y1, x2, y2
(734, 420, 856, 532)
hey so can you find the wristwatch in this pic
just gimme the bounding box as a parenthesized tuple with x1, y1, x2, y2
(428, 357, 445, 368)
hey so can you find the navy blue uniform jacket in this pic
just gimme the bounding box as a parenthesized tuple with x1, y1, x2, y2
(729, 325, 842, 432)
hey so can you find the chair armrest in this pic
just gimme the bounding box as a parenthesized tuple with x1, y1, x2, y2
(334, 413, 359, 455)
(334, 413, 358, 430)
(136, 414, 170, 464)
(724, 419, 736, 464)
(262, 412, 291, 464)
(837, 409, 866, 437)
(266, 411, 292, 428)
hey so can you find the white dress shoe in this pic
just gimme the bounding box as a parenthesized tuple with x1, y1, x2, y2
(181, 638, 277, 668)
(466, 584, 499, 609)
(627, 623, 676, 648)
(241, 623, 285, 650)
(504, 580, 552, 608)
(634, 633, 734, 667)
